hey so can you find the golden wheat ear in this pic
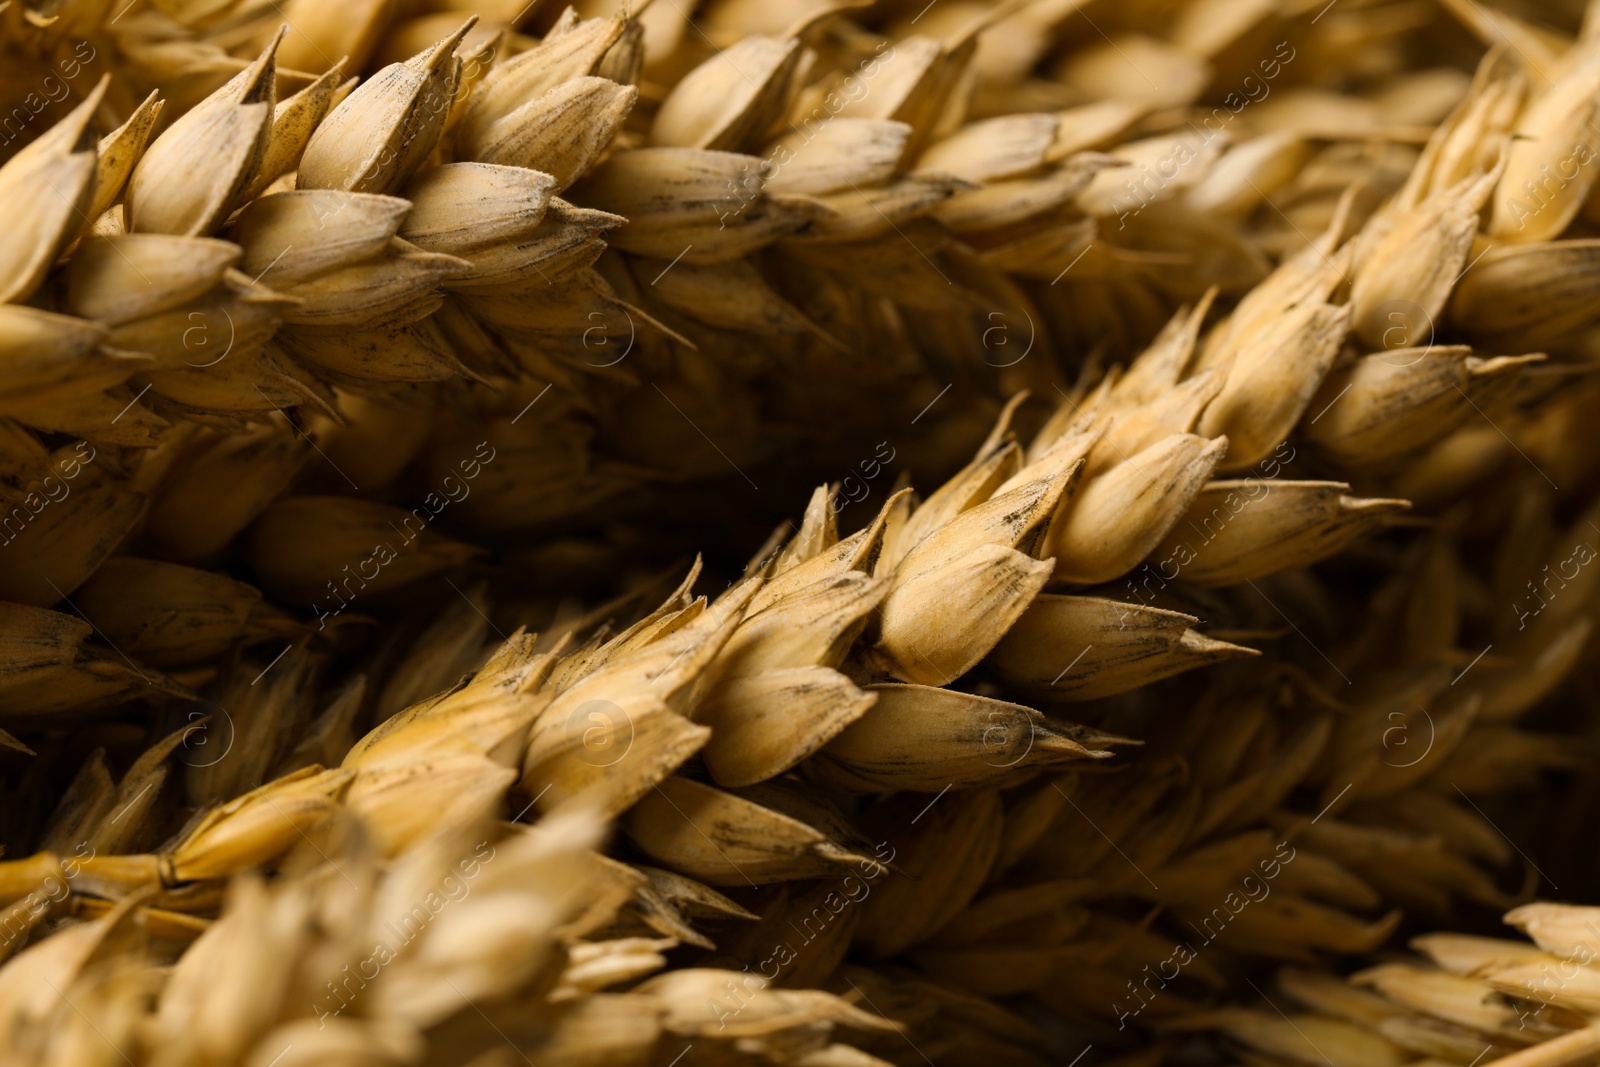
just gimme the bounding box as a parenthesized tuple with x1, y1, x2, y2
(2, 1, 1600, 1064)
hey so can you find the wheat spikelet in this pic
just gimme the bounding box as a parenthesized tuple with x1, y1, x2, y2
(1180, 901, 1600, 1067)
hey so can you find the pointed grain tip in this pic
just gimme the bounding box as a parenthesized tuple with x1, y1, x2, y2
(422, 17, 481, 72)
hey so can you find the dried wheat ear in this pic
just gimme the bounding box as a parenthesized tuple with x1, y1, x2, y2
(0, 0, 1597, 1065)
